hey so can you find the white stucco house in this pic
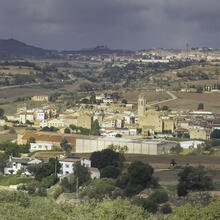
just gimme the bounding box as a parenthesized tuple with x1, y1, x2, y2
(58, 156, 91, 176)
(30, 142, 54, 152)
(4, 157, 41, 175)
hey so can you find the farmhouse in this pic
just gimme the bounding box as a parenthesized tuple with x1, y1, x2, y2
(4, 156, 41, 175)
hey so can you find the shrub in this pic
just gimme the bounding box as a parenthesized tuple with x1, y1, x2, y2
(115, 174, 129, 189)
(53, 186, 63, 199)
(149, 190, 169, 204)
(133, 197, 158, 214)
(64, 127, 71, 134)
(161, 203, 172, 214)
(37, 187, 47, 197)
(40, 175, 57, 188)
(80, 178, 116, 201)
(111, 188, 124, 199)
(27, 186, 36, 195)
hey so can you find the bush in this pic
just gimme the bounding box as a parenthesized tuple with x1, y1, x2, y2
(100, 166, 121, 179)
(115, 174, 129, 189)
(37, 187, 47, 197)
(124, 182, 144, 197)
(133, 197, 158, 213)
(40, 175, 58, 188)
(64, 127, 71, 134)
(161, 203, 172, 214)
(80, 178, 116, 201)
(53, 186, 63, 199)
(111, 188, 124, 199)
(149, 190, 169, 204)
(3, 125, 9, 130)
(27, 186, 36, 195)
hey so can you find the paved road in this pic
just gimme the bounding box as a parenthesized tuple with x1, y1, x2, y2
(148, 90, 177, 106)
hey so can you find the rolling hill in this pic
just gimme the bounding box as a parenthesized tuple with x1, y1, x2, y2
(0, 39, 57, 59)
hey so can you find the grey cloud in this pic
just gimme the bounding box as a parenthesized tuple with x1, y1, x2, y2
(0, 0, 219, 50)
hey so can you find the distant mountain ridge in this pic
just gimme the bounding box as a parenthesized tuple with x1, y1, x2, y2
(0, 39, 56, 59)
(62, 45, 133, 56)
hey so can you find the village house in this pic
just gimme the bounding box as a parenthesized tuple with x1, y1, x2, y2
(4, 156, 41, 175)
(30, 142, 54, 152)
(189, 127, 211, 140)
(58, 156, 91, 176)
(47, 118, 64, 128)
(17, 131, 77, 151)
(31, 95, 49, 102)
(77, 113, 92, 129)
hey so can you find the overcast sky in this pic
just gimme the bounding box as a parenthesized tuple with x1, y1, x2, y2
(0, 0, 220, 50)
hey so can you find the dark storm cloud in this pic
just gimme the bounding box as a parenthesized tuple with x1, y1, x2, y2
(0, 0, 220, 50)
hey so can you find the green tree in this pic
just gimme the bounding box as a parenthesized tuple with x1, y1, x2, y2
(127, 161, 154, 188)
(100, 166, 121, 179)
(121, 99, 127, 104)
(177, 166, 213, 196)
(90, 149, 123, 169)
(170, 143, 183, 154)
(0, 108, 4, 119)
(74, 161, 91, 186)
(148, 190, 168, 204)
(198, 103, 204, 110)
(33, 157, 61, 181)
(91, 119, 100, 134)
(133, 197, 158, 214)
(162, 105, 169, 111)
(60, 138, 72, 153)
(64, 127, 71, 134)
(90, 93, 96, 104)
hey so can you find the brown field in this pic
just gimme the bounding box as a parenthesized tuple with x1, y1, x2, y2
(0, 87, 52, 102)
(32, 151, 220, 170)
(0, 87, 53, 114)
(125, 154, 220, 169)
(164, 92, 220, 113)
(122, 90, 170, 104)
(154, 169, 220, 185)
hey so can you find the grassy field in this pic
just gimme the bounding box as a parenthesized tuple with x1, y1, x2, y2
(0, 175, 35, 186)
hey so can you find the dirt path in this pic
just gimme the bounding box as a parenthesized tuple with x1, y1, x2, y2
(149, 91, 177, 106)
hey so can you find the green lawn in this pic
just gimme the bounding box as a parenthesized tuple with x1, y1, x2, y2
(0, 175, 36, 186)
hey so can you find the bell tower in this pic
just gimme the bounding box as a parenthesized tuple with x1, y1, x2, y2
(138, 95, 146, 116)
